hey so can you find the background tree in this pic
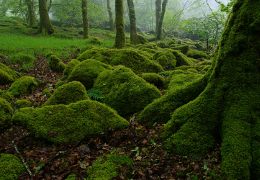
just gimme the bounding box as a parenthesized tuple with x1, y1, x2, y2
(162, 0, 260, 178)
(25, 0, 35, 26)
(114, 0, 125, 49)
(39, 0, 54, 35)
(82, 0, 89, 39)
(107, 0, 114, 31)
(155, 0, 161, 33)
(156, 0, 167, 40)
(126, 0, 137, 44)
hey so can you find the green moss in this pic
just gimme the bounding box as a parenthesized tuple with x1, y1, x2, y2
(7, 76, 40, 97)
(201, 65, 211, 73)
(114, 0, 126, 49)
(87, 151, 133, 180)
(65, 174, 76, 180)
(89, 37, 102, 45)
(156, 41, 169, 48)
(12, 100, 129, 144)
(42, 88, 52, 97)
(0, 63, 21, 85)
(171, 45, 190, 55)
(77, 48, 163, 73)
(197, 60, 212, 66)
(0, 153, 25, 180)
(48, 55, 66, 73)
(62, 59, 80, 80)
(140, 48, 157, 55)
(153, 50, 177, 70)
(9, 53, 36, 65)
(55, 81, 65, 89)
(0, 90, 13, 102)
(136, 34, 148, 44)
(187, 50, 209, 59)
(93, 66, 161, 116)
(141, 73, 164, 88)
(166, 39, 176, 46)
(194, 43, 203, 51)
(171, 50, 193, 67)
(67, 59, 112, 90)
(0, 98, 13, 133)
(14, 99, 32, 108)
(43, 81, 89, 106)
(45, 52, 56, 60)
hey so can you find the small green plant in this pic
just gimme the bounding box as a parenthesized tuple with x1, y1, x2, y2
(9, 53, 35, 65)
(19, 62, 34, 72)
(87, 88, 103, 100)
(131, 147, 140, 157)
(159, 71, 172, 76)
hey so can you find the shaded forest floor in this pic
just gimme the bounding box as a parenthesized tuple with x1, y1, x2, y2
(0, 17, 222, 180)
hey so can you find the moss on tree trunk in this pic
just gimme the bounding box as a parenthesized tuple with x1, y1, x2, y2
(38, 0, 54, 35)
(155, 0, 161, 33)
(156, 0, 167, 40)
(162, 0, 260, 179)
(127, 0, 137, 44)
(82, 0, 89, 39)
(107, 0, 114, 31)
(26, 0, 35, 26)
(114, 0, 126, 49)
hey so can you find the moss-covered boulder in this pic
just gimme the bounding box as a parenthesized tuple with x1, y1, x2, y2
(141, 73, 164, 89)
(14, 99, 32, 109)
(156, 41, 169, 48)
(67, 59, 112, 90)
(171, 50, 193, 67)
(140, 48, 157, 55)
(9, 53, 35, 65)
(62, 59, 80, 80)
(93, 66, 161, 116)
(89, 37, 102, 45)
(43, 81, 89, 106)
(171, 45, 190, 54)
(187, 50, 209, 59)
(136, 34, 148, 44)
(55, 81, 65, 89)
(0, 63, 20, 85)
(0, 153, 25, 180)
(77, 48, 163, 73)
(0, 98, 13, 133)
(42, 89, 52, 97)
(87, 151, 133, 180)
(12, 100, 129, 144)
(153, 50, 177, 70)
(48, 55, 66, 73)
(0, 90, 13, 102)
(7, 76, 42, 97)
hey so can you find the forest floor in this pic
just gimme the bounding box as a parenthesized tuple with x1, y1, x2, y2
(0, 17, 222, 180)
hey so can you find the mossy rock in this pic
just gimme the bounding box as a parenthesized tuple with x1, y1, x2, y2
(62, 59, 80, 80)
(48, 55, 66, 73)
(14, 99, 32, 109)
(156, 41, 169, 48)
(89, 37, 102, 45)
(55, 81, 65, 89)
(141, 73, 164, 88)
(93, 66, 161, 116)
(65, 174, 76, 180)
(7, 76, 42, 97)
(77, 48, 163, 73)
(0, 63, 21, 85)
(43, 81, 89, 106)
(0, 153, 25, 180)
(136, 34, 148, 44)
(171, 50, 193, 67)
(194, 43, 203, 51)
(0, 98, 13, 133)
(153, 50, 177, 70)
(166, 39, 176, 46)
(187, 50, 209, 59)
(140, 48, 157, 55)
(45, 52, 56, 60)
(141, 42, 159, 50)
(87, 151, 133, 180)
(201, 65, 211, 73)
(42, 88, 52, 97)
(67, 59, 112, 90)
(171, 45, 190, 55)
(0, 90, 13, 102)
(9, 53, 35, 65)
(197, 60, 212, 66)
(11, 100, 129, 144)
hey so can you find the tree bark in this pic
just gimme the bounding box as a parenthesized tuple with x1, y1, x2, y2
(114, 0, 125, 49)
(82, 0, 89, 39)
(26, 0, 35, 26)
(107, 0, 114, 31)
(155, 0, 161, 32)
(38, 0, 54, 35)
(161, 0, 260, 179)
(156, 0, 167, 40)
(126, 0, 137, 44)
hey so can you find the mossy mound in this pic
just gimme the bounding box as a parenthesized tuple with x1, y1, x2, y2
(156, 41, 169, 48)
(0, 153, 25, 180)
(140, 48, 157, 55)
(166, 39, 176, 46)
(43, 81, 89, 106)
(0, 63, 20, 85)
(194, 43, 203, 51)
(55, 81, 65, 89)
(45, 52, 56, 60)
(141, 42, 159, 50)
(0, 98, 13, 133)
(67, 59, 112, 90)
(42, 89, 52, 97)
(48, 55, 66, 73)
(136, 34, 148, 44)
(9, 53, 35, 65)
(65, 174, 76, 180)
(14, 99, 32, 109)
(77, 48, 163, 73)
(7, 76, 42, 97)
(62, 59, 80, 80)
(0, 90, 13, 102)
(12, 100, 129, 144)
(93, 66, 161, 116)
(171, 50, 193, 67)
(187, 50, 209, 59)
(197, 60, 212, 66)
(153, 50, 177, 70)
(87, 151, 133, 180)
(89, 37, 103, 45)
(141, 73, 164, 89)
(171, 45, 190, 54)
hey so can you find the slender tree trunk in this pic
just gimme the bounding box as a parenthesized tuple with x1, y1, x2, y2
(48, 0, 53, 12)
(127, 0, 137, 44)
(38, 0, 54, 35)
(114, 0, 125, 49)
(26, 0, 35, 26)
(107, 0, 114, 31)
(155, 0, 161, 32)
(156, 0, 167, 40)
(82, 0, 89, 39)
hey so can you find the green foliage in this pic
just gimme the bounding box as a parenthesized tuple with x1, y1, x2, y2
(0, 153, 25, 180)
(87, 88, 103, 101)
(159, 71, 172, 76)
(9, 53, 36, 65)
(19, 62, 35, 72)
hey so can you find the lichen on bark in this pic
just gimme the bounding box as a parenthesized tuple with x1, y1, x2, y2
(114, 0, 126, 49)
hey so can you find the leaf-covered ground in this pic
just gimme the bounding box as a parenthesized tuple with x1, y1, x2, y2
(0, 52, 222, 179)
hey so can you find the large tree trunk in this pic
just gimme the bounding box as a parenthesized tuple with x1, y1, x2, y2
(161, 0, 260, 179)
(156, 0, 167, 40)
(155, 0, 161, 33)
(126, 0, 137, 44)
(107, 0, 114, 31)
(26, 0, 35, 26)
(38, 0, 54, 35)
(82, 0, 89, 39)
(114, 0, 125, 49)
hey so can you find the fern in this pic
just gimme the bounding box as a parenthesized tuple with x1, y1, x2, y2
(87, 88, 104, 100)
